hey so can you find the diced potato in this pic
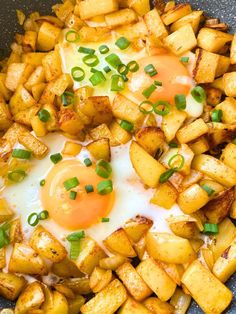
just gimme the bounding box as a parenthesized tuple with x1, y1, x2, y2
(39, 82, 56, 105)
(37, 22, 61, 51)
(116, 262, 152, 301)
(0, 248, 6, 269)
(0, 198, 14, 223)
(181, 170, 203, 189)
(22, 30, 37, 51)
(161, 108, 187, 142)
(29, 225, 67, 262)
(41, 290, 69, 314)
(205, 86, 222, 106)
(51, 74, 72, 96)
(137, 258, 176, 301)
(59, 108, 84, 135)
(223, 72, 236, 97)
(170, 10, 203, 33)
(160, 262, 185, 286)
(181, 260, 232, 314)
(31, 116, 48, 137)
(130, 141, 166, 188)
(167, 215, 199, 239)
(79, 26, 111, 42)
(143, 297, 174, 314)
(104, 228, 136, 257)
(76, 236, 107, 275)
(115, 20, 148, 41)
(68, 295, 85, 314)
(207, 122, 236, 147)
(0, 272, 26, 301)
(176, 119, 208, 144)
(123, 215, 153, 243)
(190, 238, 204, 253)
(133, 236, 146, 260)
(79, 0, 118, 19)
(90, 266, 112, 293)
(42, 103, 58, 132)
(0, 73, 12, 101)
(53, 0, 74, 22)
(170, 287, 191, 314)
(230, 33, 236, 64)
(230, 200, 236, 219)
(163, 24, 197, 55)
(80, 279, 127, 314)
(146, 232, 196, 264)
(14, 105, 40, 127)
(65, 13, 84, 30)
(32, 83, 46, 102)
(119, 297, 153, 314)
(9, 243, 48, 275)
(9, 84, 37, 115)
(151, 182, 177, 209)
(86, 138, 111, 161)
(42, 50, 62, 82)
(216, 55, 230, 77)
(215, 97, 236, 124)
(53, 283, 75, 300)
(128, 0, 150, 16)
(213, 238, 236, 282)
(99, 255, 129, 270)
(192, 154, 236, 187)
(15, 282, 45, 314)
(105, 8, 138, 28)
(193, 49, 219, 83)
(62, 141, 82, 156)
(144, 8, 168, 40)
(22, 52, 47, 66)
(25, 66, 45, 92)
(188, 137, 209, 155)
(89, 123, 119, 146)
(161, 4, 192, 25)
(110, 121, 132, 144)
(135, 127, 165, 156)
(60, 277, 91, 295)
(199, 179, 224, 196)
(211, 77, 225, 92)
(197, 28, 233, 53)
(5, 63, 34, 92)
(52, 257, 83, 278)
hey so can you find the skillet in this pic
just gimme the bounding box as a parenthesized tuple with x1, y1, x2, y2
(0, 0, 235, 312)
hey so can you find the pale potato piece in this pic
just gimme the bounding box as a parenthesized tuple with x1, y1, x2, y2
(37, 22, 61, 52)
(161, 108, 187, 142)
(89, 266, 112, 293)
(79, 0, 118, 20)
(161, 3, 192, 25)
(151, 182, 177, 209)
(0, 272, 26, 301)
(170, 287, 191, 314)
(144, 8, 168, 40)
(86, 138, 111, 162)
(52, 257, 83, 278)
(223, 72, 236, 97)
(197, 28, 233, 53)
(128, 0, 150, 16)
(170, 10, 203, 33)
(0, 198, 14, 223)
(123, 215, 153, 243)
(42, 290, 69, 314)
(176, 118, 208, 144)
(68, 295, 85, 314)
(119, 297, 153, 314)
(99, 255, 130, 271)
(143, 297, 174, 314)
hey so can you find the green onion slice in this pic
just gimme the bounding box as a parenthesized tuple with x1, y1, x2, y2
(203, 223, 219, 235)
(71, 67, 85, 82)
(8, 170, 26, 183)
(50, 153, 62, 164)
(65, 30, 80, 43)
(99, 45, 109, 54)
(153, 101, 170, 116)
(67, 231, 85, 241)
(38, 109, 51, 122)
(91, 68, 99, 73)
(139, 101, 153, 114)
(12, 149, 31, 160)
(111, 75, 125, 91)
(97, 179, 113, 195)
(159, 169, 175, 184)
(78, 46, 95, 54)
(61, 91, 74, 106)
(70, 191, 77, 200)
(103, 66, 111, 73)
(28, 213, 39, 227)
(115, 37, 130, 50)
(180, 56, 189, 63)
(64, 177, 80, 191)
(105, 53, 122, 69)
(168, 142, 178, 148)
(120, 120, 134, 132)
(85, 185, 94, 193)
(168, 154, 185, 171)
(191, 86, 206, 103)
(84, 158, 92, 167)
(90, 71, 106, 86)
(127, 61, 139, 73)
(0, 226, 9, 249)
(83, 54, 99, 67)
(101, 217, 110, 222)
(40, 179, 46, 186)
(118, 64, 128, 75)
(154, 80, 162, 86)
(38, 210, 49, 220)
(175, 94, 186, 110)
(121, 74, 128, 82)
(142, 84, 156, 99)
(69, 241, 81, 260)
(144, 64, 157, 77)
(201, 184, 215, 196)
(96, 160, 112, 179)
(211, 109, 223, 122)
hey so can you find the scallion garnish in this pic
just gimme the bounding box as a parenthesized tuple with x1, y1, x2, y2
(91, 68, 99, 73)
(64, 177, 80, 191)
(159, 169, 175, 184)
(0, 223, 10, 249)
(127, 61, 139, 73)
(12, 149, 31, 160)
(101, 217, 110, 222)
(84, 158, 92, 167)
(28, 213, 39, 227)
(50, 153, 62, 164)
(111, 74, 125, 91)
(96, 160, 112, 178)
(153, 101, 170, 116)
(201, 184, 215, 196)
(115, 37, 130, 50)
(40, 179, 46, 186)
(154, 80, 162, 86)
(103, 66, 111, 73)
(83, 54, 99, 67)
(211, 109, 223, 122)
(78, 46, 95, 55)
(203, 223, 219, 235)
(38, 210, 49, 220)
(71, 67, 85, 82)
(144, 64, 157, 77)
(139, 101, 153, 114)
(105, 53, 122, 69)
(8, 170, 26, 183)
(70, 191, 77, 200)
(85, 185, 94, 193)
(175, 94, 186, 110)
(121, 74, 128, 82)
(99, 45, 109, 54)
(65, 30, 80, 43)
(118, 64, 128, 75)
(142, 84, 156, 99)
(97, 180, 113, 195)
(168, 142, 178, 148)
(67, 231, 85, 260)
(67, 231, 85, 241)
(61, 91, 74, 106)
(191, 86, 206, 103)
(180, 56, 189, 63)
(168, 154, 185, 171)
(120, 120, 134, 132)
(89, 71, 106, 86)
(38, 109, 51, 122)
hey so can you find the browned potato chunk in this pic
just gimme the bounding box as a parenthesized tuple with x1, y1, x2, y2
(161, 108, 187, 142)
(18, 130, 49, 159)
(0, 198, 14, 223)
(53, 283, 75, 299)
(128, 0, 150, 16)
(42, 50, 62, 82)
(5, 63, 34, 92)
(176, 119, 208, 144)
(59, 108, 84, 135)
(193, 49, 219, 83)
(89, 266, 112, 293)
(37, 22, 61, 51)
(105, 8, 138, 28)
(215, 97, 236, 124)
(166, 215, 199, 239)
(170, 10, 203, 33)
(143, 297, 174, 314)
(119, 297, 153, 313)
(0, 73, 12, 101)
(53, 0, 74, 22)
(223, 72, 236, 97)
(135, 127, 165, 156)
(197, 28, 233, 53)
(216, 55, 230, 77)
(14, 105, 40, 127)
(123, 215, 153, 243)
(68, 295, 85, 314)
(170, 287, 191, 314)
(151, 183, 177, 209)
(205, 86, 222, 106)
(62, 141, 82, 156)
(115, 21, 148, 41)
(9, 84, 36, 115)
(52, 257, 83, 278)
(41, 290, 69, 314)
(109, 121, 132, 144)
(99, 255, 130, 270)
(230, 33, 236, 64)
(144, 8, 168, 40)
(60, 277, 91, 295)
(0, 272, 26, 301)
(79, 0, 118, 20)
(89, 123, 119, 146)
(0, 248, 6, 269)
(86, 138, 111, 162)
(79, 26, 111, 42)
(161, 3, 192, 25)
(21, 52, 47, 66)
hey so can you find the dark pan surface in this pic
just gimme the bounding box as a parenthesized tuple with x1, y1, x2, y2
(0, 0, 235, 312)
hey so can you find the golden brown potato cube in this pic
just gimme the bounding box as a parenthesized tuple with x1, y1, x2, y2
(135, 127, 165, 156)
(123, 215, 153, 243)
(104, 228, 136, 257)
(62, 277, 91, 295)
(42, 50, 62, 82)
(39, 82, 56, 105)
(193, 49, 219, 83)
(32, 83, 46, 102)
(0, 272, 26, 301)
(181, 260, 232, 314)
(110, 120, 132, 144)
(137, 258, 176, 301)
(230, 33, 236, 64)
(197, 28, 233, 53)
(199, 179, 224, 197)
(53, 283, 75, 299)
(216, 55, 230, 77)
(170, 287, 191, 314)
(18, 130, 49, 159)
(128, 0, 150, 16)
(0, 99, 12, 131)
(215, 97, 236, 124)
(42, 290, 69, 314)
(15, 282, 45, 314)
(205, 86, 222, 106)
(31, 116, 48, 137)
(37, 22, 61, 52)
(130, 141, 166, 188)
(0, 198, 14, 223)
(51, 74, 72, 96)
(62, 141, 82, 156)
(146, 232, 196, 264)
(21, 52, 47, 66)
(161, 108, 187, 142)
(161, 4, 192, 25)
(5, 63, 34, 92)
(42, 103, 58, 132)
(105, 8, 138, 28)
(167, 215, 199, 239)
(89, 123, 119, 146)
(0, 73, 12, 101)
(143, 297, 174, 314)
(14, 105, 40, 127)
(22, 30, 37, 51)
(52, 257, 83, 278)
(81, 279, 127, 314)
(181, 169, 203, 189)
(163, 24, 197, 55)
(25, 66, 45, 92)
(115, 20, 148, 41)
(211, 76, 225, 92)
(68, 295, 85, 314)
(79, 26, 111, 42)
(9, 84, 37, 115)
(90, 266, 113, 293)
(213, 238, 236, 283)
(223, 72, 236, 97)
(160, 262, 185, 286)
(59, 108, 84, 135)
(9, 218, 23, 244)
(176, 118, 208, 144)
(170, 10, 203, 33)
(119, 297, 153, 313)
(144, 8, 168, 40)
(79, 0, 118, 19)
(151, 182, 177, 209)
(29, 225, 67, 262)
(221, 142, 236, 170)
(0, 248, 6, 269)
(53, 0, 74, 22)
(86, 138, 111, 162)
(99, 254, 130, 270)
(65, 13, 84, 31)
(9, 243, 48, 275)
(134, 236, 146, 260)
(2, 122, 25, 148)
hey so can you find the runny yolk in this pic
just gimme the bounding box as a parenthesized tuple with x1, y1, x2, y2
(41, 160, 114, 230)
(128, 54, 192, 104)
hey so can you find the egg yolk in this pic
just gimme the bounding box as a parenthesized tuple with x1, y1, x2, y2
(41, 160, 114, 230)
(128, 54, 191, 104)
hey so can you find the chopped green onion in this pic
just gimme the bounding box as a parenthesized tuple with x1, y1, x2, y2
(96, 160, 112, 179)
(38, 210, 49, 220)
(67, 231, 85, 241)
(154, 80, 162, 86)
(65, 30, 80, 43)
(64, 177, 80, 191)
(144, 64, 157, 77)
(0, 226, 9, 249)
(83, 54, 99, 67)
(105, 53, 122, 69)
(168, 142, 178, 148)
(191, 86, 206, 103)
(71, 67, 85, 82)
(168, 154, 185, 171)
(8, 170, 26, 182)
(99, 45, 109, 54)
(38, 109, 50, 122)
(40, 179, 46, 186)
(28, 213, 39, 227)
(159, 169, 175, 184)
(70, 191, 77, 200)
(203, 223, 219, 235)
(127, 61, 139, 73)
(201, 184, 215, 196)
(91, 68, 99, 73)
(61, 91, 74, 106)
(142, 84, 156, 99)
(85, 185, 94, 193)
(78, 46, 95, 54)
(139, 101, 153, 114)
(180, 56, 189, 63)
(153, 101, 170, 116)
(50, 153, 62, 164)
(84, 158, 92, 167)
(175, 94, 186, 110)
(120, 120, 134, 132)
(12, 149, 31, 160)
(118, 64, 128, 75)
(233, 138, 236, 145)
(211, 109, 223, 122)
(121, 74, 128, 82)
(111, 75, 125, 91)
(101, 217, 110, 222)
(97, 179, 113, 195)
(89, 71, 106, 86)
(103, 66, 111, 73)
(115, 37, 130, 50)
(69, 241, 81, 260)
